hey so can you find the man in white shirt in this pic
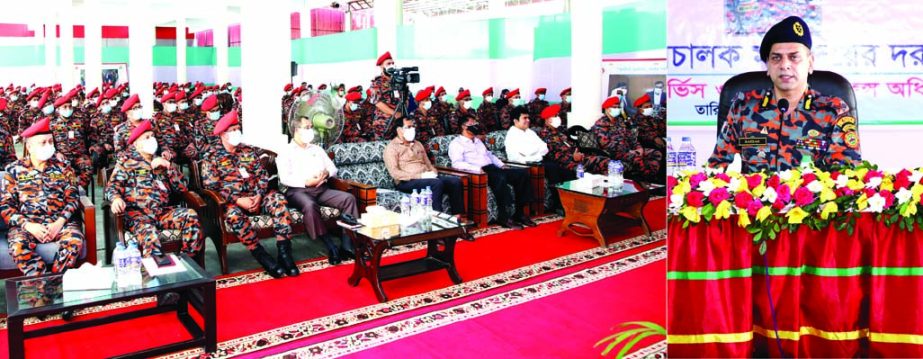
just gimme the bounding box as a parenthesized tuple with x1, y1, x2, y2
(277, 104, 357, 265)
(449, 119, 536, 229)
(504, 106, 548, 163)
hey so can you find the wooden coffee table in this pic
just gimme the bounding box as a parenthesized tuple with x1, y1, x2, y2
(556, 179, 652, 247)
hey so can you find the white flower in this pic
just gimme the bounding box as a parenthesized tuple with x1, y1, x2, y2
(835, 174, 849, 189)
(865, 176, 882, 189)
(669, 194, 684, 211)
(867, 193, 886, 213)
(911, 170, 923, 184)
(896, 188, 913, 205)
(728, 176, 742, 193)
(704, 166, 724, 176)
(778, 169, 793, 182)
(799, 161, 814, 174)
(761, 186, 778, 203)
(697, 180, 715, 196)
(807, 180, 823, 193)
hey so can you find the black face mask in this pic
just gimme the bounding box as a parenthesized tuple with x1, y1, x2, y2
(467, 124, 484, 135)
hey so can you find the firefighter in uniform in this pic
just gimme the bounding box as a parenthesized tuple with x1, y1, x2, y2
(477, 87, 500, 132)
(338, 91, 366, 144)
(527, 88, 549, 128)
(708, 16, 861, 173)
(449, 89, 477, 135)
(411, 88, 445, 145)
(48, 90, 94, 189)
(592, 96, 662, 183)
(369, 51, 403, 141)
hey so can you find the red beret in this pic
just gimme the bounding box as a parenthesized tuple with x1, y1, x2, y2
(53, 84, 62, 92)
(347, 86, 360, 93)
(435, 86, 446, 96)
(633, 93, 652, 108)
(212, 110, 239, 136)
(284, 83, 293, 92)
(87, 87, 100, 98)
(602, 96, 620, 109)
(201, 95, 218, 111)
(318, 84, 327, 90)
(376, 51, 392, 66)
(27, 88, 42, 100)
(560, 87, 571, 97)
(292, 86, 304, 96)
(415, 88, 432, 102)
(534, 88, 546, 95)
(506, 88, 520, 99)
(37, 91, 50, 109)
(127, 120, 153, 145)
(0, 98, 6, 111)
(169, 84, 178, 92)
(365, 89, 372, 98)
(121, 94, 140, 113)
(345, 91, 362, 102)
(426, 85, 435, 93)
(191, 87, 204, 99)
(53, 90, 74, 107)
(22, 117, 51, 138)
(174, 91, 186, 102)
(160, 92, 175, 103)
(483, 87, 493, 96)
(541, 104, 561, 120)
(455, 90, 471, 102)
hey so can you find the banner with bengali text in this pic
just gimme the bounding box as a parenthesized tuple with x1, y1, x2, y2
(668, 0, 923, 126)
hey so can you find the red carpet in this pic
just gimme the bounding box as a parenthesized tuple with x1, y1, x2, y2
(0, 199, 665, 359)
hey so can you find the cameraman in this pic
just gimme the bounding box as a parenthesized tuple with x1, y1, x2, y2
(369, 51, 403, 141)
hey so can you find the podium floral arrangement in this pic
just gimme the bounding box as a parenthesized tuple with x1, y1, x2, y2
(667, 162, 923, 254)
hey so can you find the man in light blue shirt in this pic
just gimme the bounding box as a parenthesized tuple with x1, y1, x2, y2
(449, 119, 536, 229)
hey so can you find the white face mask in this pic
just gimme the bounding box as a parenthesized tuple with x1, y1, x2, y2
(33, 143, 56, 161)
(10, 95, 18, 101)
(165, 103, 177, 113)
(538, 94, 545, 101)
(513, 98, 525, 106)
(225, 130, 242, 146)
(642, 108, 654, 116)
(140, 137, 158, 154)
(607, 108, 621, 118)
(484, 96, 493, 103)
(438, 95, 446, 102)
(130, 109, 142, 119)
(338, 91, 345, 97)
(462, 101, 472, 110)
(299, 128, 315, 143)
(549, 117, 561, 128)
(179, 102, 189, 110)
(349, 103, 358, 111)
(402, 127, 416, 142)
(208, 111, 221, 120)
(42, 105, 54, 115)
(71, 99, 79, 107)
(101, 105, 112, 113)
(194, 98, 203, 106)
(29, 100, 38, 108)
(59, 108, 73, 118)
(421, 101, 432, 110)
(562, 95, 569, 103)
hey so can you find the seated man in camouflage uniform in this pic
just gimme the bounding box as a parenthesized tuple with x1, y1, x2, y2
(202, 110, 297, 279)
(411, 88, 445, 145)
(538, 105, 611, 211)
(106, 120, 203, 258)
(592, 96, 663, 184)
(0, 118, 84, 275)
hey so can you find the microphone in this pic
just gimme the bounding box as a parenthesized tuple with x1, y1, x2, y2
(777, 98, 789, 114)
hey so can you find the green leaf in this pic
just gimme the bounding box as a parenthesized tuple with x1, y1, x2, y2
(754, 231, 763, 242)
(596, 328, 648, 355)
(621, 321, 666, 335)
(682, 220, 689, 229)
(746, 226, 761, 234)
(768, 230, 777, 240)
(616, 332, 658, 359)
(759, 241, 767, 255)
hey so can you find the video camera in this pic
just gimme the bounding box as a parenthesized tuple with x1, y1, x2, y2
(386, 66, 420, 87)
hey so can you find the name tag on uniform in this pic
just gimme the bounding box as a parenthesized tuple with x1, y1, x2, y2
(68, 130, 75, 139)
(739, 137, 768, 147)
(156, 180, 167, 191)
(239, 167, 250, 179)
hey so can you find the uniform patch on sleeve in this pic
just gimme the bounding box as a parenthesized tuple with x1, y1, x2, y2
(845, 131, 859, 149)
(836, 116, 856, 127)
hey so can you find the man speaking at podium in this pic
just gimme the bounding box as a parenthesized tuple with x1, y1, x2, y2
(707, 16, 863, 174)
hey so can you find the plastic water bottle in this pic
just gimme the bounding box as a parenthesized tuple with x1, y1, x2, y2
(114, 242, 129, 288)
(608, 160, 624, 190)
(400, 195, 411, 217)
(576, 163, 585, 179)
(127, 240, 143, 287)
(411, 189, 422, 219)
(666, 137, 677, 175)
(678, 136, 697, 172)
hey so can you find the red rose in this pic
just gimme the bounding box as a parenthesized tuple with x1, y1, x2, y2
(772, 198, 786, 210)
(895, 171, 911, 190)
(801, 173, 817, 187)
(708, 187, 730, 207)
(747, 199, 763, 216)
(864, 188, 876, 198)
(746, 174, 763, 189)
(735, 192, 754, 209)
(880, 190, 895, 208)
(776, 184, 792, 204)
(837, 187, 855, 197)
(864, 170, 883, 182)
(715, 173, 731, 183)
(687, 191, 705, 207)
(767, 175, 781, 189)
(794, 187, 814, 207)
(689, 173, 708, 189)
(667, 176, 678, 196)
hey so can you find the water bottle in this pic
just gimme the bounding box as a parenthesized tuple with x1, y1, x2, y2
(576, 163, 585, 179)
(678, 136, 697, 172)
(411, 189, 422, 220)
(127, 240, 143, 287)
(114, 242, 129, 288)
(608, 160, 624, 190)
(422, 186, 433, 229)
(666, 137, 677, 175)
(400, 195, 411, 217)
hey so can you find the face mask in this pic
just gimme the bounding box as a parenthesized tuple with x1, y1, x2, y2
(89, 98, 97, 105)
(438, 95, 446, 102)
(607, 108, 621, 118)
(484, 96, 493, 103)
(122, 92, 129, 98)
(299, 128, 315, 143)
(549, 117, 561, 128)
(130, 109, 142, 119)
(349, 103, 358, 111)
(208, 111, 221, 121)
(101, 105, 112, 113)
(194, 98, 203, 106)
(462, 101, 472, 110)
(402, 127, 416, 142)
(385, 65, 396, 71)
(179, 102, 189, 110)
(29, 100, 38, 108)
(165, 103, 177, 113)
(140, 137, 158, 154)
(225, 130, 242, 146)
(71, 99, 79, 107)
(110, 100, 119, 107)
(513, 98, 525, 106)
(467, 124, 484, 135)
(538, 94, 545, 101)
(33, 143, 56, 161)
(642, 108, 654, 116)
(562, 95, 569, 102)
(339, 91, 345, 97)
(10, 95, 18, 101)
(421, 101, 432, 110)
(42, 105, 54, 115)
(59, 108, 73, 118)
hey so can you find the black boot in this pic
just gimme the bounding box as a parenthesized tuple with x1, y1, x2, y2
(339, 234, 355, 262)
(276, 240, 300, 277)
(321, 235, 342, 265)
(250, 244, 285, 279)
